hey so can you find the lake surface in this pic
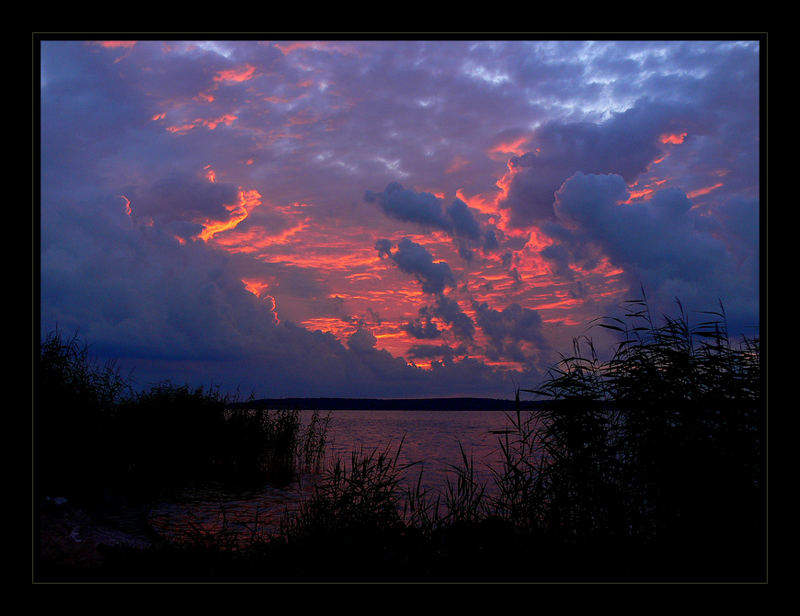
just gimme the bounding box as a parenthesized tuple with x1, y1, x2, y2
(148, 409, 524, 546)
(322, 409, 517, 486)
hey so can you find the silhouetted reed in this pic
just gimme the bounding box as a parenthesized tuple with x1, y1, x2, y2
(280, 437, 413, 542)
(440, 442, 490, 526)
(511, 294, 764, 578)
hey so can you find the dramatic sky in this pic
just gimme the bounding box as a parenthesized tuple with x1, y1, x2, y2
(38, 37, 762, 399)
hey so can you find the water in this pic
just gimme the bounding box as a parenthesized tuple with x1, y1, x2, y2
(147, 409, 522, 547)
(322, 409, 517, 489)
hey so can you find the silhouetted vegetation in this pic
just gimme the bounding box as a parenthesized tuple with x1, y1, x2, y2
(500, 295, 764, 580)
(35, 329, 327, 508)
(35, 295, 765, 582)
(535, 298, 761, 557)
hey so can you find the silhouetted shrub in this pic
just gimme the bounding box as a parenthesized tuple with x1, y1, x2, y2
(35, 331, 328, 504)
(35, 330, 133, 502)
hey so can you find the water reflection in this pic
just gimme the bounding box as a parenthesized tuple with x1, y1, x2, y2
(147, 409, 519, 547)
(322, 410, 514, 490)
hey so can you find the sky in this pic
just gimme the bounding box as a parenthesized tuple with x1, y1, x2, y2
(37, 37, 763, 399)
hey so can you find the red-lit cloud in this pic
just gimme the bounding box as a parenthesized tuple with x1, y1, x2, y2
(40, 39, 761, 397)
(213, 64, 257, 83)
(660, 132, 688, 144)
(98, 41, 136, 49)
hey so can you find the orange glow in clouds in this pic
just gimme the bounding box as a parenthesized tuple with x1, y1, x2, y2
(213, 64, 257, 83)
(209, 216, 312, 255)
(687, 183, 724, 199)
(242, 278, 270, 297)
(488, 135, 531, 158)
(241, 279, 280, 322)
(621, 177, 670, 204)
(660, 132, 688, 145)
(455, 189, 499, 217)
(203, 114, 237, 130)
(99, 41, 136, 49)
(199, 188, 263, 242)
(166, 114, 237, 134)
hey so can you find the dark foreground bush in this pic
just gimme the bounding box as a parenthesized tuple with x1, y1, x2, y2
(35, 330, 327, 507)
(35, 330, 133, 504)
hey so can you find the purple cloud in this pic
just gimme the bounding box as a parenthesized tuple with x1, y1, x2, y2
(376, 237, 455, 295)
(38, 38, 761, 398)
(542, 172, 758, 331)
(499, 100, 708, 227)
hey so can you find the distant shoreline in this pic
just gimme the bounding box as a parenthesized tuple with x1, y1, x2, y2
(231, 397, 547, 412)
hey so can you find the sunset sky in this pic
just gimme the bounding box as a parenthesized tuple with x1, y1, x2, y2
(37, 37, 763, 399)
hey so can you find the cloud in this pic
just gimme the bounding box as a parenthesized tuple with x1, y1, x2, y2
(366, 182, 451, 231)
(126, 174, 240, 227)
(498, 100, 707, 227)
(347, 326, 378, 353)
(550, 172, 712, 278)
(39, 40, 759, 398)
(40, 200, 524, 398)
(401, 306, 442, 339)
(473, 301, 548, 364)
(432, 294, 475, 342)
(446, 198, 482, 239)
(407, 343, 455, 364)
(375, 237, 455, 295)
(542, 171, 758, 330)
(374, 238, 476, 342)
(366, 183, 501, 260)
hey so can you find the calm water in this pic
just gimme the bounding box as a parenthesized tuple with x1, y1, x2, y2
(148, 409, 522, 546)
(322, 409, 516, 488)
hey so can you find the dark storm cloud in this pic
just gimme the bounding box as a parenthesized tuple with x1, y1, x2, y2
(543, 172, 758, 330)
(551, 173, 719, 280)
(126, 174, 240, 225)
(446, 198, 482, 240)
(539, 242, 575, 280)
(401, 306, 442, 340)
(366, 183, 501, 261)
(42, 213, 277, 364)
(375, 237, 476, 342)
(346, 326, 378, 353)
(366, 182, 451, 231)
(375, 237, 455, 295)
(407, 343, 455, 363)
(473, 301, 548, 364)
(499, 100, 706, 227)
(366, 182, 486, 240)
(432, 294, 476, 342)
